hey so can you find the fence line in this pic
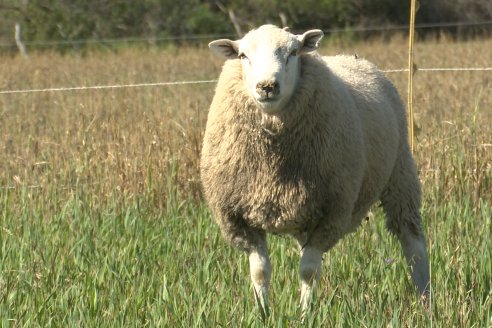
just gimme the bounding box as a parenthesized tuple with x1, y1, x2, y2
(384, 67, 492, 73)
(0, 20, 491, 48)
(0, 80, 219, 95)
(0, 67, 491, 95)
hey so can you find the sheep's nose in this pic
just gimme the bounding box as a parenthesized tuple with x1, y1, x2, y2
(256, 80, 280, 98)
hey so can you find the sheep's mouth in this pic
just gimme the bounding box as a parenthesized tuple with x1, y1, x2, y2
(256, 98, 285, 115)
(258, 97, 278, 103)
(256, 97, 281, 110)
(256, 93, 281, 104)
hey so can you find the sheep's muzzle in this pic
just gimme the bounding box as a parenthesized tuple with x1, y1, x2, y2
(256, 80, 280, 100)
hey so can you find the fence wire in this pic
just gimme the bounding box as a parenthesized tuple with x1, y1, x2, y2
(1, 20, 491, 48)
(0, 67, 491, 95)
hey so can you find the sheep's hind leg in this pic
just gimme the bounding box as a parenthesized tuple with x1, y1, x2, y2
(381, 151, 430, 305)
(396, 224, 430, 303)
(249, 238, 271, 319)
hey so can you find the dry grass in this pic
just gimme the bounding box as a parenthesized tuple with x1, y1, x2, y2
(1, 38, 490, 209)
(0, 47, 219, 209)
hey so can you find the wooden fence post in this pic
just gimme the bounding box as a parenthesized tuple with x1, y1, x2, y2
(15, 22, 28, 58)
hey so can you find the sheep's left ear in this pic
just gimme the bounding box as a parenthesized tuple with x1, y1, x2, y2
(297, 29, 324, 54)
(209, 39, 240, 59)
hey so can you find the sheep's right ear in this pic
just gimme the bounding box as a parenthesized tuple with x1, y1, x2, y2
(209, 39, 240, 59)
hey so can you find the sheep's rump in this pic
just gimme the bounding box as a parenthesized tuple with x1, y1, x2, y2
(201, 54, 407, 238)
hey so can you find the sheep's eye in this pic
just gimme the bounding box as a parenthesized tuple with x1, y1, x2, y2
(238, 53, 247, 60)
(286, 49, 298, 64)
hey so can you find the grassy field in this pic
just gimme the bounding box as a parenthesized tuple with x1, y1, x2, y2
(0, 36, 491, 326)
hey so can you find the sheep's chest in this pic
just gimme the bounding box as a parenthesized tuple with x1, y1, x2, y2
(240, 175, 324, 234)
(222, 126, 329, 234)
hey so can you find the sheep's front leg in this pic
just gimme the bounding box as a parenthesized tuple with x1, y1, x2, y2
(249, 239, 271, 318)
(216, 213, 271, 318)
(296, 219, 346, 319)
(299, 246, 323, 318)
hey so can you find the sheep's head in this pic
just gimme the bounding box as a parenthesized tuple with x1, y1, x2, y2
(209, 25, 324, 115)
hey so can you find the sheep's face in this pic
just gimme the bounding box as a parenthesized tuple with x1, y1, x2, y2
(210, 25, 324, 114)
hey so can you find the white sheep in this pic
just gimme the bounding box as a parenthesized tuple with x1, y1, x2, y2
(201, 24, 430, 317)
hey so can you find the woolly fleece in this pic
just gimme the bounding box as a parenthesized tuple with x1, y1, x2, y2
(201, 53, 422, 252)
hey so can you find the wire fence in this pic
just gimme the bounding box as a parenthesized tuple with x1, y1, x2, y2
(0, 80, 219, 95)
(0, 20, 491, 48)
(1, 24, 491, 190)
(0, 67, 491, 95)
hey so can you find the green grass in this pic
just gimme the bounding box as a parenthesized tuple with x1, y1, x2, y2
(1, 186, 490, 326)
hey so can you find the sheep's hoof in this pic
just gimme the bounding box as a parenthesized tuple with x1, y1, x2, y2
(300, 309, 308, 323)
(300, 291, 311, 322)
(253, 286, 270, 321)
(420, 291, 431, 315)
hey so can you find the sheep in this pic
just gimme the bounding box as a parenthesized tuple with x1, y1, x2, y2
(200, 24, 430, 317)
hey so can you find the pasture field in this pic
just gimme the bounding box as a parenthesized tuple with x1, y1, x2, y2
(0, 37, 491, 326)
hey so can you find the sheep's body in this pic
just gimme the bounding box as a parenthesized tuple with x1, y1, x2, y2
(201, 25, 430, 318)
(202, 54, 418, 249)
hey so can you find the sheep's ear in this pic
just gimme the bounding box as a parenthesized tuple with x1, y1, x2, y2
(297, 29, 324, 54)
(283, 26, 290, 32)
(209, 39, 240, 59)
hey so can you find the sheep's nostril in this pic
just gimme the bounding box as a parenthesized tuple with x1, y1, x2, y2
(256, 81, 280, 98)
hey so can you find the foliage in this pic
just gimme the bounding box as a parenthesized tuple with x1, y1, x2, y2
(0, 0, 490, 48)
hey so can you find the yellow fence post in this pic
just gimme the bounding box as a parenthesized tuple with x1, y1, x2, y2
(407, 0, 418, 153)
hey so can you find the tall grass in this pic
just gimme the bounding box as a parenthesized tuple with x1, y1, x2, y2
(0, 38, 491, 326)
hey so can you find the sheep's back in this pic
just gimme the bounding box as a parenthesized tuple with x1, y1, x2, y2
(322, 55, 405, 223)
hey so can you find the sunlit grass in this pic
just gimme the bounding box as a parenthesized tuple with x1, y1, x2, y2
(1, 188, 489, 326)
